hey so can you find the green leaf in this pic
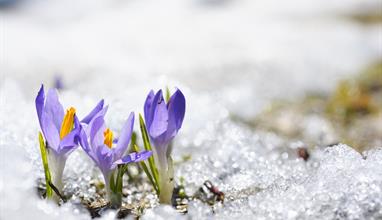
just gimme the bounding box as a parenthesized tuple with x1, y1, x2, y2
(131, 143, 140, 155)
(115, 164, 130, 194)
(139, 114, 152, 151)
(115, 166, 122, 184)
(132, 144, 159, 194)
(38, 132, 53, 199)
(130, 132, 137, 150)
(109, 173, 116, 193)
(165, 86, 171, 103)
(139, 114, 160, 188)
(141, 161, 160, 194)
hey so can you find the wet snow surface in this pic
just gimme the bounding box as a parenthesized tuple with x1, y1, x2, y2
(1, 0, 382, 219)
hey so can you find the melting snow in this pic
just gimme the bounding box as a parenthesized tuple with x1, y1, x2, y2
(1, 0, 382, 219)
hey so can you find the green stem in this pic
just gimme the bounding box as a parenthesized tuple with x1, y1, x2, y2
(158, 157, 174, 204)
(38, 132, 53, 199)
(105, 171, 122, 208)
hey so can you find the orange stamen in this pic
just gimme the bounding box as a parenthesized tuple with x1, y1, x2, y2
(103, 128, 113, 148)
(60, 107, 76, 140)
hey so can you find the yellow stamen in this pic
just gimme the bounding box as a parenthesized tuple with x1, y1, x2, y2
(103, 128, 113, 148)
(60, 107, 76, 140)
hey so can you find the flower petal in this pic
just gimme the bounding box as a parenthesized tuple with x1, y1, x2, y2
(89, 116, 106, 148)
(41, 110, 60, 152)
(149, 90, 168, 138)
(113, 150, 152, 166)
(165, 89, 186, 141)
(58, 116, 80, 155)
(144, 90, 155, 128)
(113, 112, 134, 159)
(78, 127, 98, 164)
(83, 105, 109, 136)
(58, 128, 79, 155)
(45, 88, 65, 130)
(96, 144, 114, 174)
(81, 99, 104, 124)
(35, 85, 45, 127)
(74, 113, 81, 129)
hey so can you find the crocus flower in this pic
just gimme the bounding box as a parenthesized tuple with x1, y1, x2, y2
(36, 85, 105, 200)
(79, 112, 152, 207)
(54, 75, 64, 90)
(144, 89, 185, 203)
(35, 85, 81, 199)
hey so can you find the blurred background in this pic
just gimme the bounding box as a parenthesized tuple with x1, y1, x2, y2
(1, 0, 382, 149)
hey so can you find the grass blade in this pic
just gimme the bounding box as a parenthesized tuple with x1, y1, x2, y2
(165, 86, 171, 103)
(109, 173, 116, 193)
(38, 132, 53, 199)
(132, 144, 159, 194)
(141, 161, 160, 194)
(139, 114, 159, 187)
(139, 114, 152, 151)
(116, 166, 125, 194)
(130, 132, 137, 150)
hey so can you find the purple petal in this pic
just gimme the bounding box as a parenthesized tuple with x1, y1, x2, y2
(89, 116, 106, 148)
(81, 99, 104, 124)
(78, 128, 90, 153)
(83, 105, 109, 136)
(149, 90, 169, 138)
(45, 88, 65, 130)
(113, 112, 134, 159)
(35, 85, 45, 127)
(113, 150, 152, 166)
(54, 75, 64, 90)
(58, 128, 79, 155)
(165, 89, 186, 141)
(41, 111, 60, 152)
(57, 115, 81, 155)
(78, 128, 98, 164)
(74, 114, 80, 129)
(96, 145, 114, 173)
(150, 131, 168, 150)
(144, 90, 155, 128)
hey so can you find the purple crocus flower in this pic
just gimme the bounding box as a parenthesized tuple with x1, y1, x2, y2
(144, 88, 185, 203)
(79, 112, 152, 206)
(54, 75, 64, 90)
(35, 85, 105, 198)
(35, 85, 81, 198)
(144, 89, 185, 165)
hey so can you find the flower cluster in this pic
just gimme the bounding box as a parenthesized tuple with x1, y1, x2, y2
(35, 85, 185, 207)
